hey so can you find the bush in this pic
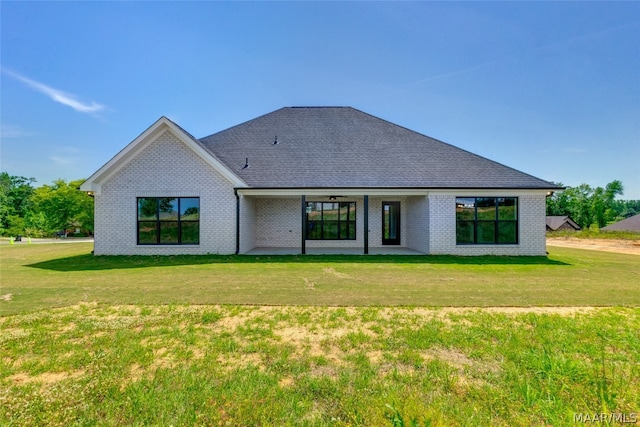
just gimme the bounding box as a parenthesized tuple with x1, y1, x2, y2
(5, 215, 25, 237)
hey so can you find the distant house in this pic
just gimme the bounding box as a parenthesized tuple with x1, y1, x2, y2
(601, 214, 640, 233)
(546, 216, 581, 232)
(80, 107, 560, 256)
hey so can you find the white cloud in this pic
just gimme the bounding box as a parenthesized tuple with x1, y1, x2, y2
(49, 156, 74, 166)
(0, 124, 33, 139)
(2, 68, 105, 114)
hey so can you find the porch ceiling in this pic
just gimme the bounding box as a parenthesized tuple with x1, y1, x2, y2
(237, 188, 429, 197)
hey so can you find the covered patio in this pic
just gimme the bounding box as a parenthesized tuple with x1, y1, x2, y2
(236, 188, 431, 255)
(244, 246, 426, 255)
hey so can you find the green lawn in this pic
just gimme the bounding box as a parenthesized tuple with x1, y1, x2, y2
(1, 244, 639, 426)
(1, 243, 639, 315)
(1, 304, 638, 426)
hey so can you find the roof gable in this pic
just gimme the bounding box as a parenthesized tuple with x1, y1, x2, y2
(546, 216, 581, 231)
(199, 107, 559, 190)
(80, 116, 245, 194)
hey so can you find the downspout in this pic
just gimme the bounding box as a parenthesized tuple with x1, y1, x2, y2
(234, 189, 240, 255)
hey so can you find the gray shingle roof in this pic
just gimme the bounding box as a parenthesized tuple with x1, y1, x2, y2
(601, 214, 640, 232)
(546, 216, 581, 231)
(199, 107, 559, 189)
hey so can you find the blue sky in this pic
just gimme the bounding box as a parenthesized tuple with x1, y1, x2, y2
(2, 1, 639, 198)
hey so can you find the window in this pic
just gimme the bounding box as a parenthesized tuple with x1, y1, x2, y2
(137, 197, 199, 245)
(456, 197, 518, 245)
(306, 202, 356, 240)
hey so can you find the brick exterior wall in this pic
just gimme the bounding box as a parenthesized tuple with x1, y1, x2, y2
(239, 194, 255, 253)
(428, 193, 547, 256)
(254, 197, 301, 248)
(94, 130, 237, 255)
(405, 196, 430, 253)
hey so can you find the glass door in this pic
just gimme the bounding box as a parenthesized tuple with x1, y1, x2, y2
(382, 202, 400, 245)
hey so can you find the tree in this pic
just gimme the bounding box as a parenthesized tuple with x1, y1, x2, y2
(546, 180, 628, 229)
(546, 182, 570, 216)
(612, 199, 640, 219)
(29, 179, 94, 236)
(568, 183, 594, 229)
(0, 172, 36, 235)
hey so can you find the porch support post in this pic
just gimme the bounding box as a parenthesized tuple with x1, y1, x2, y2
(364, 195, 369, 254)
(301, 195, 306, 255)
(234, 189, 240, 255)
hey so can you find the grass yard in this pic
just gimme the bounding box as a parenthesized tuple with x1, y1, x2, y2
(1, 305, 638, 426)
(1, 244, 639, 426)
(1, 243, 639, 314)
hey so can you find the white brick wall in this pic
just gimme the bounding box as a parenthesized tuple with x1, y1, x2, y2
(239, 194, 255, 253)
(94, 130, 237, 255)
(254, 197, 300, 248)
(428, 193, 547, 256)
(405, 196, 430, 253)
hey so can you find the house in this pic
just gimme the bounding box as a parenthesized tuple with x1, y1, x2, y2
(80, 107, 560, 256)
(546, 216, 582, 232)
(601, 213, 640, 233)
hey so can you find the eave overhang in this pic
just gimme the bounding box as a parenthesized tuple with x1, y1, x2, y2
(236, 186, 560, 197)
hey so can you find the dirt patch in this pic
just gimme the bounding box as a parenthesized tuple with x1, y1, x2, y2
(547, 237, 640, 255)
(279, 376, 295, 387)
(303, 277, 315, 289)
(8, 369, 85, 385)
(423, 348, 474, 370)
(276, 326, 348, 365)
(438, 307, 597, 316)
(1, 294, 13, 301)
(322, 267, 351, 279)
(216, 353, 264, 372)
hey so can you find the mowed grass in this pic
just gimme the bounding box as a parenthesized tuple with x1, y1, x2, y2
(1, 304, 638, 426)
(1, 243, 640, 315)
(1, 244, 639, 426)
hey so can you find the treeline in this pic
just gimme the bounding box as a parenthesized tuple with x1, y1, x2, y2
(2, 172, 639, 237)
(0, 172, 93, 237)
(546, 180, 640, 229)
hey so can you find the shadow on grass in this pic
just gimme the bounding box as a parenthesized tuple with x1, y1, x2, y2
(27, 253, 570, 272)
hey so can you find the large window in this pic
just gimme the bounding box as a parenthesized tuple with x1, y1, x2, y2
(456, 197, 518, 245)
(306, 202, 356, 240)
(137, 197, 199, 245)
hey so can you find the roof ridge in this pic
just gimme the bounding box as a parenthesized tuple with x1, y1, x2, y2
(289, 106, 350, 108)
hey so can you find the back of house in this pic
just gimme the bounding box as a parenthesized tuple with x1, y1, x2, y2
(81, 107, 560, 256)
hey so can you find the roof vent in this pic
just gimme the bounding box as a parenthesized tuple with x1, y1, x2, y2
(242, 158, 249, 170)
(273, 136, 279, 145)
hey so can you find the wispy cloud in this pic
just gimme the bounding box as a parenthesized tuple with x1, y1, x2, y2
(0, 124, 34, 139)
(2, 68, 105, 114)
(406, 20, 640, 88)
(409, 59, 497, 86)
